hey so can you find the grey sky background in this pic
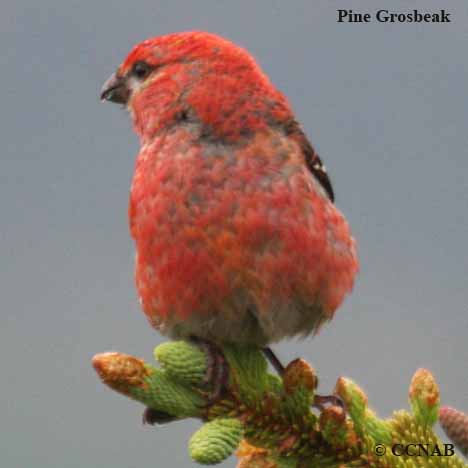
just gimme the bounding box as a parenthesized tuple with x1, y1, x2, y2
(1, 1, 467, 467)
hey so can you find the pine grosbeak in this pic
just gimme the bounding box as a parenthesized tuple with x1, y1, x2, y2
(101, 32, 358, 391)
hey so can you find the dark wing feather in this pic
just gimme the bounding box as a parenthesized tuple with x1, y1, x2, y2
(283, 119, 335, 202)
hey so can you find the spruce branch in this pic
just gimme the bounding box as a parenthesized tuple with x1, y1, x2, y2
(92, 342, 467, 467)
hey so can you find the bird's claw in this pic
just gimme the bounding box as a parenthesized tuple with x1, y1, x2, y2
(313, 394, 345, 411)
(191, 338, 230, 406)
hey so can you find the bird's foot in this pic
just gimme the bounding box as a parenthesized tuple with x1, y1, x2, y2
(262, 348, 344, 413)
(191, 337, 230, 405)
(313, 393, 345, 411)
(142, 339, 228, 424)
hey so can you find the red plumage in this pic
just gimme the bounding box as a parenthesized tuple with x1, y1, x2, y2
(102, 31, 358, 346)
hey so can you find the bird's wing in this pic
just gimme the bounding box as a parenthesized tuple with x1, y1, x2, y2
(283, 119, 335, 202)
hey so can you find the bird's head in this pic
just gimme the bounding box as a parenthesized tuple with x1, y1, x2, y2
(101, 31, 292, 141)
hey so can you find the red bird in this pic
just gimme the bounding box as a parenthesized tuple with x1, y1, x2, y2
(101, 31, 358, 405)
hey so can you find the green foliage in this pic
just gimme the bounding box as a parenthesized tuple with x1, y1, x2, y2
(189, 418, 244, 465)
(93, 343, 468, 467)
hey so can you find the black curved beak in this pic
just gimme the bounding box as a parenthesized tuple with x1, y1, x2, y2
(100, 73, 129, 104)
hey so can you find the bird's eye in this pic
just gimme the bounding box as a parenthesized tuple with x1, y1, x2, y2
(132, 61, 152, 80)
